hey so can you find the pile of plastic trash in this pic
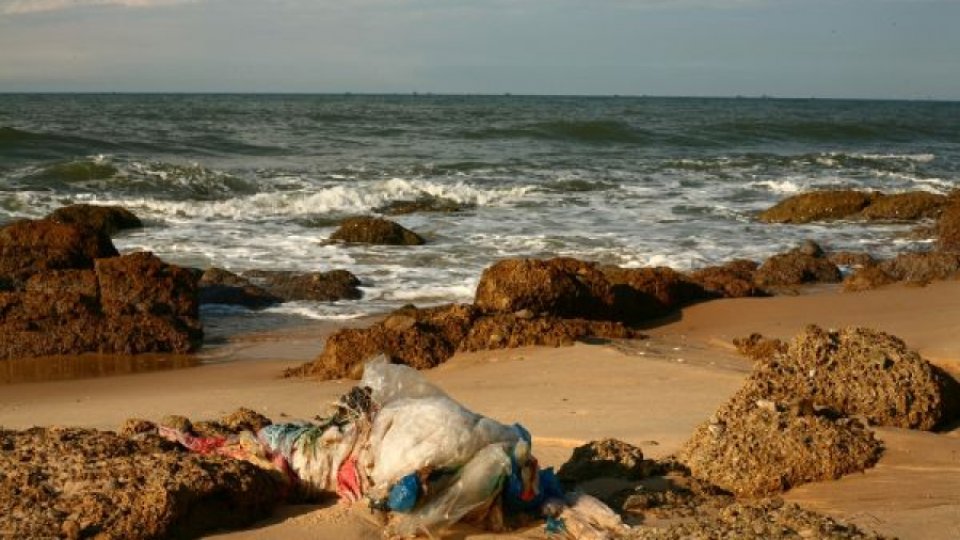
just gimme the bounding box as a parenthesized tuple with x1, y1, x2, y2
(160, 357, 628, 538)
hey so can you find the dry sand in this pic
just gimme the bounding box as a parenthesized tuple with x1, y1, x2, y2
(1, 281, 959, 538)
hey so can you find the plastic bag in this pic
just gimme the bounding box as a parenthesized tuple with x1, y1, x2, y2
(543, 492, 629, 540)
(388, 443, 513, 537)
(360, 355, 449, 406)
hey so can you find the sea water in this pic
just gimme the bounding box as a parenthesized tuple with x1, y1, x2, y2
(2, 94, 958, 328)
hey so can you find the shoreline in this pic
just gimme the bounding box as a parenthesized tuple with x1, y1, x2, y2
(2, 280, 960, 538)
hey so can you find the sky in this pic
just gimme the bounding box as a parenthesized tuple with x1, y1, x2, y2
(0, 0, 958, 99)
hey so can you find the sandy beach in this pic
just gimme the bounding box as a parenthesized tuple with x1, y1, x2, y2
(2, 280, 958, 539)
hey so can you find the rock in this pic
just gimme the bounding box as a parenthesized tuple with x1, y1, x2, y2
(758, 190, 876, 224)
(755, 242, 842, 289)
(373, 196, 470, 215)
(160, 414, 194, 433)
(198, 268, 282, 309)
(0, 252, 203, 360)
(47, 204, 143, 236)
(843, 265, 895, 292)
(474, 258, 614, 320)
(938, 201, 960, 252)
(680, 325, 960, 497)
(678, 383, 882, 497)
(220, 408, 273, 433)
(0, 427, 282, 540)
(118, 419, 157, 437)
(557, 439, 649, 484)
(687, 259, 763, 299)
(244, 269, 362, 302)
(329, 216, 425, 245)
(733, 333, 787, 362)
(0, 219, 117, 285)
(290, 303, 480, 380)
(291, 300, 645, 380)
(630, 498, 887, 539)
(95, 252, 200, 333)
(459, 315, 642, 351)
(828, 251, 876, 268)
(602, 266, 709, 320)
(755, 326, 960, 430)
(878, 251, 960, 283)
(860, 192, 947, 221)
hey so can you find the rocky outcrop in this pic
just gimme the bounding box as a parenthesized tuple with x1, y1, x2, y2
(754, 241, 842, 289)
(198, 268, 282, 309)
(473, 257, 716, 323)
(937, 200, 960, 252)
(878, 251, 960, 283)
(843, 265, 895, 292)
(0, 251, 202, 360)
(732, 333, 787, 362)
(758, 190, 876, 224)
(603, 266, 709, 320)
(47, 204, 143, 236)
(687, 259, 763, 299)
(679, 385, 882, 497)
(290, 301, 642, 380)
(828, 251, 875, 268)
(245, 269, 363, 302)
(473, 258, 614, 319)
(374, 196, 470, 215)
(459, 315, 641, 351)
(557, 439, 649, 484)
(680, 326, 959, 497)
(0, 219, 117, 286)
(329, 216, 425, 245)
(0, 427, 282, 540)
(860, 192, 947, 221)
(758, 190, 947, 224)
(291, 303, 480, 379)
(752, 326, 959, 430)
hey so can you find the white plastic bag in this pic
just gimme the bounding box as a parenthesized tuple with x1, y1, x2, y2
(388, 443, 513, 537)
(361, 355, 448, 406)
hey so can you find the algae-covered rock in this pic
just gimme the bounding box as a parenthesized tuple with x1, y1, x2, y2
(329, 216, 425, 245)
(0, 427, 282, 540)
(758, 190, 875, 224)
(47, 204, 143, 236)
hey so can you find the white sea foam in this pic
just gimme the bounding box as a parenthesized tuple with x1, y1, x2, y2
(748, 179, 802, 193)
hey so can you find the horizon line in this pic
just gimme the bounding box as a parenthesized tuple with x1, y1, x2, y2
(0, 91, 957, 103)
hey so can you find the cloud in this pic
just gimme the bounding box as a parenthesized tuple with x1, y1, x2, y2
(0, 0, 194, 15)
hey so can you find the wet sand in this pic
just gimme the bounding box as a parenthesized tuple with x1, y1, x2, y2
(1, 280, 959, 538)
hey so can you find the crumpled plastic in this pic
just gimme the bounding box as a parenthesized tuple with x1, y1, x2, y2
(162, 355, 630, 538)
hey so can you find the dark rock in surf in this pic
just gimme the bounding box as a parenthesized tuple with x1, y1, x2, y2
(329, 216, 425, 245)
(198, 268, 282, 309)
(244, 269, 362, 302)
(374, 196, 470, 215)
(758, 190, 876, 224)
(47, 204, 143, 236)
(860, 192, 947, 221)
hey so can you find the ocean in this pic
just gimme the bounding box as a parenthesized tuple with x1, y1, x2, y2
(2, 94, 958, 330)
